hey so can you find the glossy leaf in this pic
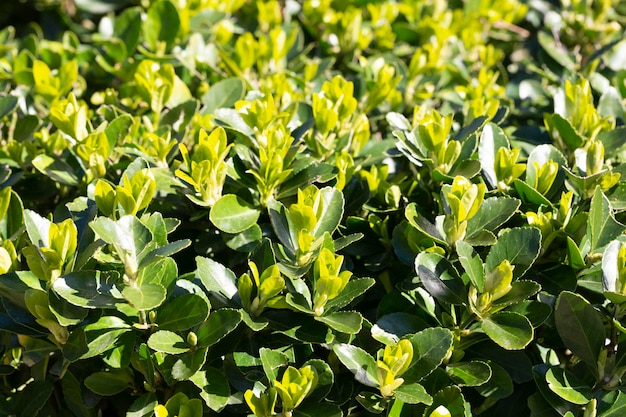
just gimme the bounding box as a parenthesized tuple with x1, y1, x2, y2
(481, 311, 533, 350)
(210, 194, 260, 234)
(555, 291, 605, 370)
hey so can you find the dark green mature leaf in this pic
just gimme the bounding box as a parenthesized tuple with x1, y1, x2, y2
(545, 367, 593, 405)
(372, 313, 429, 345)
(405, 204, 446, 245)
(324, 278, 375, 313)
(61, 371, 93, 417)
(147, 330, 188, 354)
(189, 367, 231, 412)
(446, 361, 491, 387)
(14, 380, 53, 417)
(63, 328, 89, 361)
(484, 227, 541, 280)
(415, 252, 466, 305)
(393, 383, 433, 405)
(122, 283, 166, 310)
(53, 271, 123, 309)
(168, 347, 208, 380)
(406, 327, 454, 382)
(143, 0, 180, 52)
(32, 154, 79, 186)
(600, 391, 626, 417)
(196, 308, 241, 347)
(315, 311, 363, 334)
(588, 187, 625, 254)
(474, 361, 514, 399)
(0, 95, 18, 119)
(356, 392, 388, 414)
(555, 291, 605, 370)
(466, 197, 520, 239)
(456, 240, 484, 291)
(424, 386, 472, 417)
(210, 194, 260, 234)
(201, 78, 245, 114)
(84, 369, 134, 396)
(157, 293, 210, 331)
(538, 31, 576, 70)
(138, 239, 191, 269)
(481, 312, 533, 350)
(492, 280, 541, 309)
(83, 316, 132, 359)
(513, 179, 553, 206)
(127, 393, 158, 417)
(293, 402, 342, 417)
(195, 256, 238, 304)
(90, 215, 152, 265)
(332, 343, 379, 388)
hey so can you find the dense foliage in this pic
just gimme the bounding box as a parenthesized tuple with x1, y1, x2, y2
(2, 0, 626, 416)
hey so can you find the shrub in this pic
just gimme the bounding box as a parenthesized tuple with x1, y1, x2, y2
(1, 1, 626, 416)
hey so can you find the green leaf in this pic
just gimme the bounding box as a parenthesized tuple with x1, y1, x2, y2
(405, 327, 454, 382)
(484, 227, 541, 280)
(315, 311, 363, 334)
(446, 361, 492, 387)
(0, 94, 18, 119)
(312, 187, 345, 238)
(90, 215, 152, 265)
(588, 187, 625, 254)
(293, 402, 343, 417)
(167, 347, 208, 381)
(259, 348, 290, 382)
(481, 311, 533, 350)
(196, 308, 241, 347)
(474, 361, 514, 399)
(14, 380, 54, 417)
(63, 329, 88, 362)
(538, 31, 576, 70)
(138, 239, 191, 269)
(195, 256, 238, 304)
(405, 204, 446, 244)
(83, 316, 132, 359)
(456, 240, 484, 291)
(393, 383, 433, 405)
(466, 197, 520, 239)
(513, 179, 553, 207)
(189, 367, 231, 412)
(122, 283, 166, 310)
(31, 154, 79, 186)
(147, 330, 188, 354)
(127, 393, 158, 417)
(372, 313, 428, 345)
(600, 391, 626, 417)
(415, 252, 466, 305)
(332, 343, 379, 388)
(201, 78, 245, 114)
(52, 271, 123, 309)
(555, 291, 605, 370)
(549, 114, 584, 150)
(143, 0, 180, 52)
(61, 371, 94, 417)
(479, 123, 511, 189)
(545, 367, 593, 405)
(355, 392, 388, 414)
(210, 194, 260, 234)
(84, 369, 133, 396)
(324, 278, 375, 313)
(491, 280, 541, 309)
(157, 293, 210, 331)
